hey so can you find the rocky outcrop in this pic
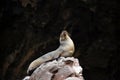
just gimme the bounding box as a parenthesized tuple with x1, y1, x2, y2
(23, 57, 84, 80)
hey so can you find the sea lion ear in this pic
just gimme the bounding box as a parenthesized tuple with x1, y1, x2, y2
(61, 30, 68, 35)
(62, 30, 71, 37)
(63, 31, 67, 37)
(60, 30, 67, 38)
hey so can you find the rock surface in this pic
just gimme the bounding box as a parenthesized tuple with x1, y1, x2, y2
(25, 57, 84, 80)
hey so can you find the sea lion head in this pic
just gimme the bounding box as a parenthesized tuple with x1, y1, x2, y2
(60, 30, 70, 41)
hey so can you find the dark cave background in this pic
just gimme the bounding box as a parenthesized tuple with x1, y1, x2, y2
(0, 0, 119, 80)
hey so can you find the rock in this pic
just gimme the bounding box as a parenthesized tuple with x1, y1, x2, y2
(27, 57, 84, 80)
